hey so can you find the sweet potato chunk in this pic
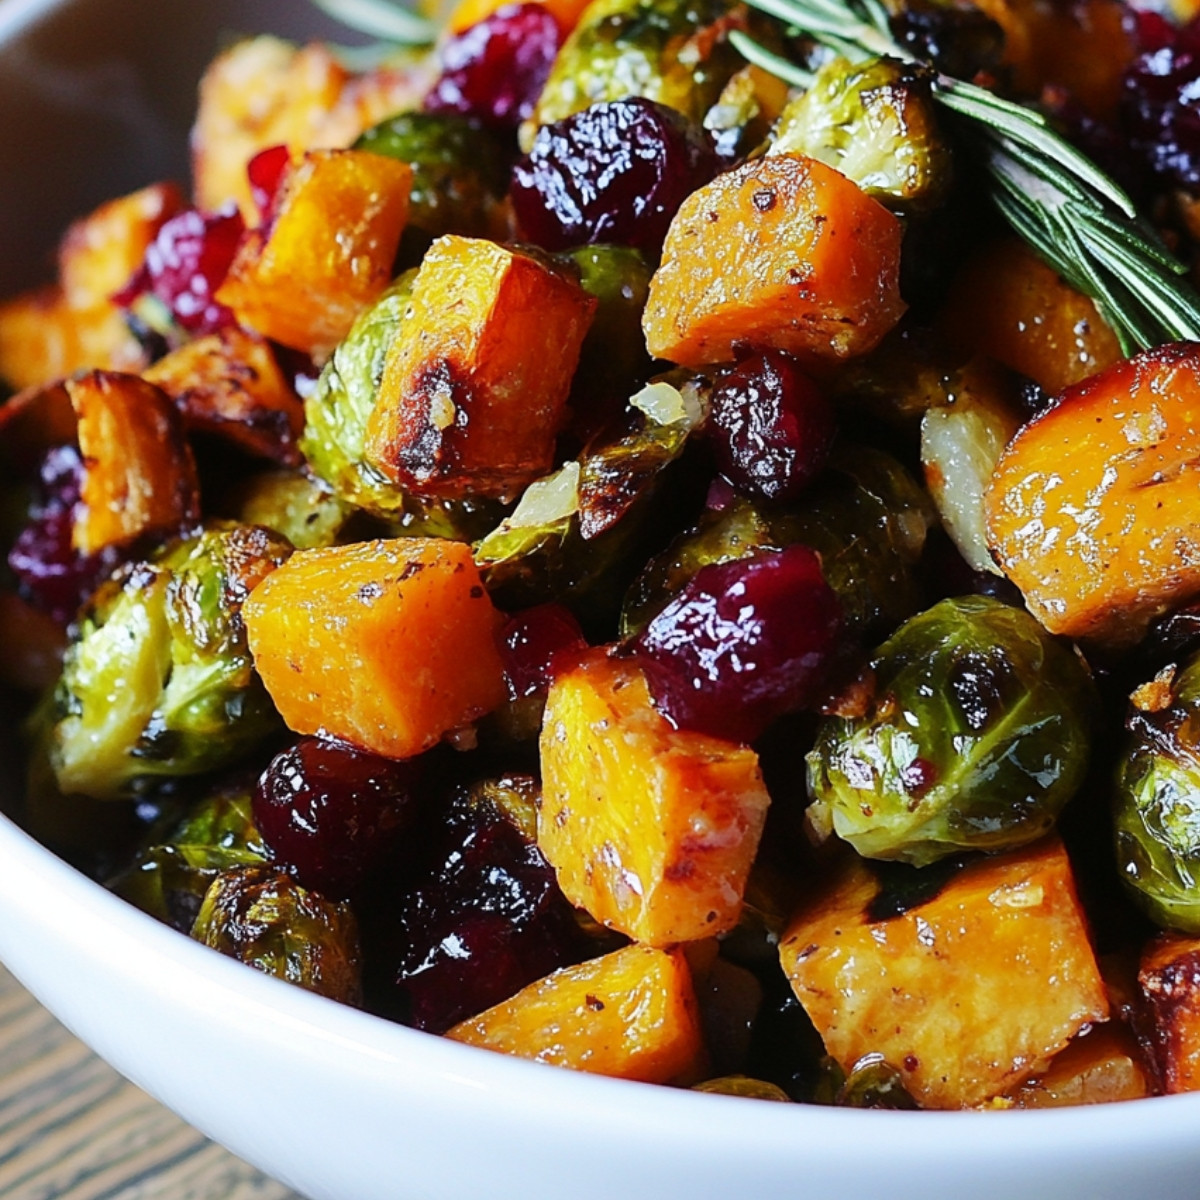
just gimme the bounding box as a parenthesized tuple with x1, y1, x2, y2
(779, 837, 1109, 1109)
(1001, 1023, 1152, 1108)
(446, 943, 705, 1083)
(244, 538, 506, 759)
(364, 236, 596, 500)
(143, 327, 304, 465)
(939, 239, 1122, 396)
(216, 149, 413, 359)
(67, 371, 200, 555)
(538, 649, 770, 945)
(642, 153, 905, 368)
(985, 342, 1200, 642)
(1139, 932, 1200, 1094)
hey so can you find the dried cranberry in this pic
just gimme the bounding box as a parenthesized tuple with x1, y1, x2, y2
(424, 3, 561, 128)
(369, 788, 588, 1032)
(499, 603, 587, 699)
(252, 737, 421, 900)
(7, 445, 126, 626)
(114, 205, 244, 336)
(247, 144, 291, 223)
(634, 545, 843, 743)
(708, 349, 835, 503)
(510, 98, 718, 253)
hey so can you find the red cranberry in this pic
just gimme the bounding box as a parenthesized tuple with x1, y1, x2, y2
(7, 445, 127, 626)
(247, 144, 291, 223)
(423, 3, 561, 128)
(114, 205, 245, 335)
(708, 349, 835, 503)
(252, 737, 421, 900)
(499, 603, 587, 699)
(511, 98, 717, 253)
(633, 545, 844, 743)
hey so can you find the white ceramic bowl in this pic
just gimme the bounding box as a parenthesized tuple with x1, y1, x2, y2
(3, 3, 1200, 1197)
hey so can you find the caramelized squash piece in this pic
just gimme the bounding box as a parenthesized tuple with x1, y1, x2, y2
(538, 649, 770, 945)
(643, 153, 905, 368)
(1139, 932, 1200, 1094)
(67, 371, 200, 555)
(364, 236, 596, 500)
(216, 149, 413, 359)
(143, 327, 304, 465)
(779, 838, 1109, 1109)
(939, 238, 1122, 396)
(986, 342, 1200, 642)
(446, 943, 705, 1083)
(1001, 1022, 1152, 1108)
(244, 537, 506, 759)
(0, 182, 182, 390)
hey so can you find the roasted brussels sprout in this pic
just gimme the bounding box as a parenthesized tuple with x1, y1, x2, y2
(622, 447, 934, 639)
(46, 524, 292, 800)
(110, 783, 268, 931)
(300, 272, 502, 539)
(527, 0, 744, 144)
(807, 596, 1094, 866)
(693, 1076, 792, 1101)
(353, 112, 507, 254)
(233, 469, 350, 550)
(192, 864, 362, 1005)
(1115, 654, 1200, 933)
(836, 1057, 919, 1109)
(770, 55, 953, 214)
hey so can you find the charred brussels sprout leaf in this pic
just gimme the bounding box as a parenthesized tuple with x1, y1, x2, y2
(353, 112, 507, 250)
(192, 864, 362, 1005)
(48, 525, 292, 799)
(528, 0, 744, 141)
(110, 783, 268, 931)
(1115, 654, 1200, 932)
(300, 272, 501, 538)
(807, 596, 1094, 866)
(622, 447, 934, 639)
(770, 55, 952, 214)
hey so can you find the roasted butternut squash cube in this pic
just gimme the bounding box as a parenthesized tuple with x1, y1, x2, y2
(143, 327, 303, 465)
(216, 149, 413, 359)
(67, 371, 200, 556)
(1001, 1022, 1152, 1108)
(1139, 932, 1200, 1094)
(446, 943, 705, 1083)
(364, 236, 596, 501)
(538, 649, 770, 945)
(985, 342, 1200, 642)
(244, 538, 506, 759)
(779, 837, 1109, 1109)
(0, 288, 85, 391)
(939, 238, 1122, 397)
(643, 153, 905, 369)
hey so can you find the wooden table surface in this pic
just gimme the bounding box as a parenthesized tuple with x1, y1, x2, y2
(0, 963, 305, 1200)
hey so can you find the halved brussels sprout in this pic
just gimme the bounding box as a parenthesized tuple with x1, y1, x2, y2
(807, 595, 1094, 866)
(300, 271, 503, 539)
(233, 469, 350, 550)
(770, 55, 953, 214)
(192, 864, 362, 1005)
(47, 524, 292, 800)
(1115, 653, 1200, 933)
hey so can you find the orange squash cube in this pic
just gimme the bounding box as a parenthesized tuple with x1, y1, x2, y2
(985, 342, 1200, 642)
(216, 149, 413, 359)
(1001, 1022, 1152, 1108)
(643, 153, 905, 368)
(143, 327, 304, 465)
(446, 943, 705, 1083)
(779, 838, 1109, 1109)
(67, 371, 200, 555)
(364, 236, 596, 501)
(244, 538, 506, 759)
(1139, 933, 1200, 1094)
(939, 238, 1122, 397)
(538, 649, 770, 945)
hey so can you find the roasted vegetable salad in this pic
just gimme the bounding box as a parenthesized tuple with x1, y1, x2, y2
(11, 0, 1200, 1113)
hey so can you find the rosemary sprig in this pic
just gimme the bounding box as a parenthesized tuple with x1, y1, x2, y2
(310, 0, 436, 45)
(732, 0, 1200, 353)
